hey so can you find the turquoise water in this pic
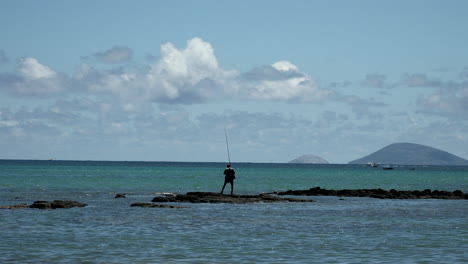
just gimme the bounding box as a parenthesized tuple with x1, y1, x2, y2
(1, 160, 467, 263)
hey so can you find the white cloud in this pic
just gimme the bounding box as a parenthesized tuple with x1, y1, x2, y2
(0, 57, 67, 96)
(243, 62, 304, 82)
(144, 37, 237, 102)
(271, 61, 299, 72)
(154, 38, 219, 81)
(71, 38, 238, 103)
(2, 39, 468, 162)
(403, 70, 468, 117)
(1, 96, 467, 162)
(245, 74, 330, 102)
(78, 64, 145, 100)
(0, 38, 336, 104)
(18, 57, 57, 79)
(417, 87, 468, 117)
(241, 61, 334, 102)
(75, 37, 334, 103)
(358, 70, 468, 118)
(93, 45, 133, 63)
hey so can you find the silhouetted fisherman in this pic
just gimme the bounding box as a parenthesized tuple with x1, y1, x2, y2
(221, 164, 236, 194)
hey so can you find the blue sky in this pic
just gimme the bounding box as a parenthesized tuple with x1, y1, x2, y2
(1, 0, 467, 163)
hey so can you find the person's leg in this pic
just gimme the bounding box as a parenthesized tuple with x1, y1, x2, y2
(221, 182, 227, 194)
(230, 181, 234, 194)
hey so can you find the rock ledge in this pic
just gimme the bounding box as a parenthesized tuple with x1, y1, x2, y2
(131, 203, 188, 209)
(276, 187, 467, 199)
(151, 192, 315, 204)
(1, 200, 87, 210)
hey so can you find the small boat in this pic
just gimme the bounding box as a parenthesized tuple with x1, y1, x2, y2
(367, 162, 380, 168)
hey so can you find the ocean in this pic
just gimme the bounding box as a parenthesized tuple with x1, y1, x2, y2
(1, 160, 467, 263)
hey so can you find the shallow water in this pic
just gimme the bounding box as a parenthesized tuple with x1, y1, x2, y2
(1, 160, 467, 263)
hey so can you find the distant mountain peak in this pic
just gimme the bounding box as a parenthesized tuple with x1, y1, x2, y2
(289, 154, 329, 164)
(348, 142, 468, 166)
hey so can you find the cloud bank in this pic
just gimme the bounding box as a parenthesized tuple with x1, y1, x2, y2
(1, 37, 467, 162)
(1, 38, 334, 104)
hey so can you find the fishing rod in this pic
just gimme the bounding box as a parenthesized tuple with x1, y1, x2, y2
(224, 126, 231, 164)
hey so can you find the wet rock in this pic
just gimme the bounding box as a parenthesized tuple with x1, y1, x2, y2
(151, 192, 315, 204)
(276, 187, 466, 200)
(30, 200, 87, 209)
(130, 203, 188, 209)
(29, 201, 53, 209)
(115, 193, 126, 198)
(152, 196, 176, 203)
(423, 189, 432, 195)
(0, 203, 29, 209)
(50, 200, 87, 209)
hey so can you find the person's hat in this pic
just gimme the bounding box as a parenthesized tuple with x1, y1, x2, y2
(227, 164, 231, 167)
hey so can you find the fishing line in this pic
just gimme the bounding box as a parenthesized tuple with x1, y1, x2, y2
(224, 126, 231, 164)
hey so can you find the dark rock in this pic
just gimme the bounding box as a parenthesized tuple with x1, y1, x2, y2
(423, 189, 432, 195)
(30, 201, 53, 209)
(0, 203, 29, 209)
(29, 200, 87, 209)
(152, 196, 176, 202)
(151, 192, 315, 204)
(276, 187, 466, 200)
(50, 200, 87, 209)
(131, 203, 188, 209)
(115, 193, 126, 198)
(175, 194, 201, 203)
(453, 190, 464, 199)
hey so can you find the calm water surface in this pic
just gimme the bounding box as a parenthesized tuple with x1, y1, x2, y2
(1, 160, 467, 263)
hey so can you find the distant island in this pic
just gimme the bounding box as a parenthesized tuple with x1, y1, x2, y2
(348, 143, 468, 166)
(289, 154, 329, 164)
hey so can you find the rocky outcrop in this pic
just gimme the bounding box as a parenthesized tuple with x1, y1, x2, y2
(29, 200, 88, 209)
(1, 200, 88, 210)
(130, 203, 188, 209)
(151, 192, 315, 204)
(115, 193, 126, 198)
(276, 186, 468, 200)
(0, 203, 29, 209)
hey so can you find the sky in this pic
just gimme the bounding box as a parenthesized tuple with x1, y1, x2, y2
(1, 0, 467, 163)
